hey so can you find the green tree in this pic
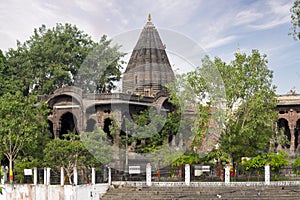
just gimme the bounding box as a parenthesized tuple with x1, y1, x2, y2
(6, 23, 94, 95)
(80, 128, 114, 166)
(243, 151, 288, 180)
(170, 151, 201, 167)
(0, 92, 48, 183)
(203, 147, 231, 166)
(188, 50, 278, 162)
(44, 130, 112, 184)
(44, 134, 88, 184)
(76, 35, 125, 93)
(5, 23, 123, 95)
(268, 151, 288, 179)
(293, 157, 300, 175)
(0, 49, 11, 96)
(124, 108, 169, 153)
(13, 128, 52, 183)
(14, 157, 40, 183)
(290, 0, 300, 40)
(167, 73, 210, 151)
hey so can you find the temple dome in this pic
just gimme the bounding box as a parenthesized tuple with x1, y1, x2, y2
(122, 14, 175, 96)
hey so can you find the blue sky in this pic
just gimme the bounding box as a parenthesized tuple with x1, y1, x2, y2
(0, 0, 299, 94)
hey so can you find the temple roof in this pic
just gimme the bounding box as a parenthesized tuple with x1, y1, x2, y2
(122, 15, 175, 96)
(131, 15, 165, 52)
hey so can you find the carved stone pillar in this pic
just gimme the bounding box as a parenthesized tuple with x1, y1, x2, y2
(113, 109, 122, 127)
(53, 121, 60, 138)
(289, 124, 295, 152)
(289, 109, 296, 152)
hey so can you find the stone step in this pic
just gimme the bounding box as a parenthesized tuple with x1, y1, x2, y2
(100, 186, 300, 200)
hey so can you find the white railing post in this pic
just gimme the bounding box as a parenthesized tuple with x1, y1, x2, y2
(92, 167, 95, 185)
(73, 167, 78, 185)
(60, 167, 64, 186)
(108, 167, 111, 185)
(265, 164, 270, 185)
(44, 168, 47, 185)
(146, 163, 152, 186)
(46, 167, 51, 185)
(185, 164, 190, 186)
(33, 167, 37, 185)
(225, 165, 230, 184)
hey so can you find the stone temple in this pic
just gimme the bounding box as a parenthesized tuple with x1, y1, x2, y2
(37, 15, 176, 145)
(37, 15, 300, 156)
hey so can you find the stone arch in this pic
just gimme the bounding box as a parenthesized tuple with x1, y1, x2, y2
(47, 94, 82, 109)
(59, 112, 78, 138)
(277, 118, 291, 149)
(86, 118, 97, 132)
(48, 86, 83, 108)
(154, 96, 169, 113)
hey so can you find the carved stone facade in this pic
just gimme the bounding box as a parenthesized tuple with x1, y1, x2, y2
(38, 86, 174, 139)
(277, 94, 300, 153)
(37, 16, 175, 143)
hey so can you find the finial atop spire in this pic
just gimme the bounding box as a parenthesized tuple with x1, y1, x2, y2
(237, 43, 240, 54)
(148, 13, 151, 22)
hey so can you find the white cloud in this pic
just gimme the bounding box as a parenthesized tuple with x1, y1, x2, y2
(249, 16, 290, 30)
(204, 35, 237, 50)
(234, 10, 263, 26)
(247, 0, 292, 30)
(73, 0, 99, 12)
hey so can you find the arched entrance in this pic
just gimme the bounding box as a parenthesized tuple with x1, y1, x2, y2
(277, 118, 291, 149)
(59, 112, 78, 138)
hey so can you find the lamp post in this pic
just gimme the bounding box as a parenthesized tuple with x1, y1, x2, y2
(125, 124, 128, 175)
(123, 115, 129, 180)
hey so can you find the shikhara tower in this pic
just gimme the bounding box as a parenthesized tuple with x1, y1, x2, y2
(122, 14, 175, 96)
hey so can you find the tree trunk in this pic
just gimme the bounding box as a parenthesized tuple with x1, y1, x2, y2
(9, 154, 13, 184)
(66, 170, 73, 185)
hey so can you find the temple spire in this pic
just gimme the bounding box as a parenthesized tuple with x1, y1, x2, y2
(122, 15, 175, 96)
(148, 13, 151, 22)
(237, 43, 240, 54)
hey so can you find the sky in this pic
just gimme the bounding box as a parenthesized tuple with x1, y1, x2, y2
(0, 0, 299, 95)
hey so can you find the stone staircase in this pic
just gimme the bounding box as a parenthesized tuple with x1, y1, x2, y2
(101, 185, 300, 200)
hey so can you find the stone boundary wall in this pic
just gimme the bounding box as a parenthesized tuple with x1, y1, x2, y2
(2, 181, 300, 200)
(0, 183, 109, 200)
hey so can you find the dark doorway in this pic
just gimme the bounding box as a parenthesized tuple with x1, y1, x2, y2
(59, 112, 78, 138)
(277, 118, 291, 149)
(103, 118, 113, 142)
